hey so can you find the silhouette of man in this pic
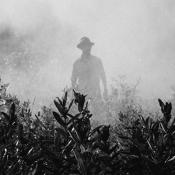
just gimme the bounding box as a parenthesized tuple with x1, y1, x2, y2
(71, 37, 108, 101)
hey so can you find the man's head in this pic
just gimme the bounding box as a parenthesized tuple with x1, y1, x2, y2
(77, 37, 94, 54)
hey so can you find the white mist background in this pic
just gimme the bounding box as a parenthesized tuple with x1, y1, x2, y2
(0, 0, 175, 108)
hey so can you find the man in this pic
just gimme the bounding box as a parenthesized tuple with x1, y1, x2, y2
(71, 37, 108, 101)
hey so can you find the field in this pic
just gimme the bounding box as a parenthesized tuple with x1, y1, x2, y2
(0, 79, 175, 175)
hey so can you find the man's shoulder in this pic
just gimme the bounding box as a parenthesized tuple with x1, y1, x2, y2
(91, 55, 102, 64)
(91, 55, 101, 61)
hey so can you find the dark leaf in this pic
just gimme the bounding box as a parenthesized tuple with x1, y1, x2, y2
(53, 111, 66, 127)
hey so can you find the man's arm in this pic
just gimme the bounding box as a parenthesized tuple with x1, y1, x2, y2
(99, 59, 108, 99)
(71, 62, 78, 89)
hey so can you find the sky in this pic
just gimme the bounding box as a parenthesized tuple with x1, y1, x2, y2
(0, 0, 175, 107)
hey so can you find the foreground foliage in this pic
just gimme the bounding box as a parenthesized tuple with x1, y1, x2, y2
(0, 85, 175, 174)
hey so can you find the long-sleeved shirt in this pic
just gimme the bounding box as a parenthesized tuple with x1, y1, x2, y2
(71, 54, 107, 100)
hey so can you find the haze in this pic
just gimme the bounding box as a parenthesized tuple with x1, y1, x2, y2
(0, 0, 175, 107)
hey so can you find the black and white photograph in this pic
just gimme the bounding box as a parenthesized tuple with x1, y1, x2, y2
(0, 0, 175, 174)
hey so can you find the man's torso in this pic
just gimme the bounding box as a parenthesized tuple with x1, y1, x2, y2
(74, 55, 101, 97)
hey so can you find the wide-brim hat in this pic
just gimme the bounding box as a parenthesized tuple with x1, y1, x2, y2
(77, 37, 94, 49)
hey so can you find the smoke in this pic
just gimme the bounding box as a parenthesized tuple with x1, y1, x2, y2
(0, 0, 175, 109)
(59, 0, 175, 99)
(0, 0, 78, 107)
